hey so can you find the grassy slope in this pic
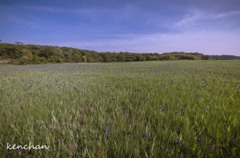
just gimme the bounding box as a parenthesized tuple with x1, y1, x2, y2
(0, 61, 239, 157)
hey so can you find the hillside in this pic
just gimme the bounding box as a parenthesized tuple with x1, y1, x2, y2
(0, 43, 215, 64)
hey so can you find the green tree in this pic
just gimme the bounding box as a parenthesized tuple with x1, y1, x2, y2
(82, 56, 87, 62)
(15, 41, 24, 45)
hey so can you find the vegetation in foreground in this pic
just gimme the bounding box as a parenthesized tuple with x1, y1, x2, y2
(0, 61, 239, 157)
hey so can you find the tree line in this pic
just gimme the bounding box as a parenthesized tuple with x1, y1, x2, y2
(0, 43, 209, 64)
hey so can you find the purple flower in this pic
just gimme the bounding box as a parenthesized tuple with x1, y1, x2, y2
(162, 108, 167, 113)
(105, 128, 109, 134)
(127, 132, 133, 138)
(16, 148, 21, 155)
(196, 137, 201, 143)
(106, 121, 109, 127)
(176, 139, 181, 144)
(176, 138, 183, 145)
(142, 133, 147, 139)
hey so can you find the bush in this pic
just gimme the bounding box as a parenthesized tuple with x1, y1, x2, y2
(47, 56, 63, 63)
(19, 56, 32, 64)
(33, 56, 47, 64)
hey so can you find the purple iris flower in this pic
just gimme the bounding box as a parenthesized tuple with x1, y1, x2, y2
(105, 128, 109, 134)
(142, 133, 147, 139)
(16, 148, 21, 155)
(196, 137, 201, 142)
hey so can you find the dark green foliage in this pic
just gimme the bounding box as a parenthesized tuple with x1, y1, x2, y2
(208, 55, 240, 60)
(32, 56, 47, 64)
(0, 43, 225, 64)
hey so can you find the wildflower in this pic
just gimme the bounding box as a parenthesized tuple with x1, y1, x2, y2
(106, 121, 109, 127)
(16, 148, 21, 155)
(127, 132, 133, 138)
(105, 128, 109, 134)
(176, 138, 183, 145)
(142, 133, 147, 139)
(196, 137, 201, 143)
(176, 139, 181, 144)
(162, 108, 167, 113)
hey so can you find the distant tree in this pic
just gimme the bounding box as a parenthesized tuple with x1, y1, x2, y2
(82, 56, 87, 62)
(33, 56, 47, 64)
(15, 41, 24, 45)
(19, 56, 30, 64)
(38, 47, 60, 59)
(48, 56, 63, 63)
(202, 55, 210, 60)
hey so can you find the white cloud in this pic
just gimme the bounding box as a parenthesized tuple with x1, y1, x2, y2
(55, 30, 240, 55)
(174, 9, 240, 29)
(174, 9, 205, 28)
(210, 10, 240, 19)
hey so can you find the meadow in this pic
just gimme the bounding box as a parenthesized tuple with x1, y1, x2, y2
(0, 61, 239, 157)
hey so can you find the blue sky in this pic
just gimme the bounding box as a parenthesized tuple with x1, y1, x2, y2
(0, 0, 240, 55)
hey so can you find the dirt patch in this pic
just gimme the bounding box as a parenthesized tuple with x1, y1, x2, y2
(0, 59, 11, 64)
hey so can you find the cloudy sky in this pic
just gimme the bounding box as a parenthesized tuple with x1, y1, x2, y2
(0, 0, 240, 55)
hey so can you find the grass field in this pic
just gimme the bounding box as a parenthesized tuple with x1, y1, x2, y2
(0, 61, 239, 157)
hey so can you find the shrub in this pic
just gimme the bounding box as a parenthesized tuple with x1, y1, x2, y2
(33, 56, 47, 64)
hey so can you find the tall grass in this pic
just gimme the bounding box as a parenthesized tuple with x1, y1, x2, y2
(0, 61, 239, 157)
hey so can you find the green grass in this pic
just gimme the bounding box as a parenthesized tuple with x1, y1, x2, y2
(0, 61, 239, 157)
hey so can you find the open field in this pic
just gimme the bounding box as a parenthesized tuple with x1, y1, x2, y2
(0, 61, 239, 157)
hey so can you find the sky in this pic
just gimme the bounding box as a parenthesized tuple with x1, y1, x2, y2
(0, 0, 240, 55)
